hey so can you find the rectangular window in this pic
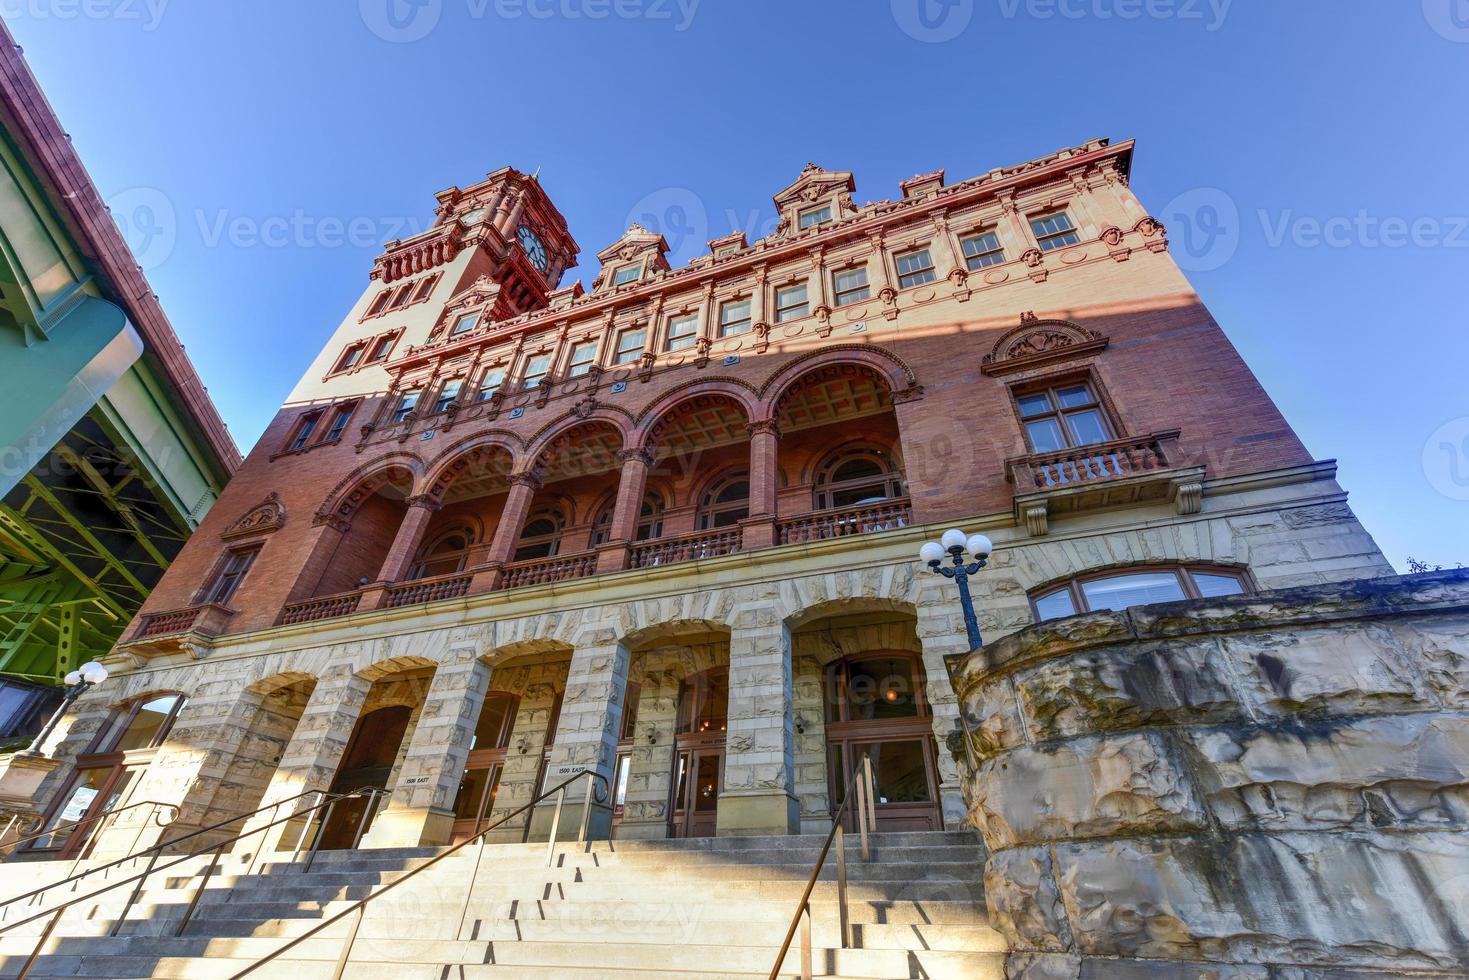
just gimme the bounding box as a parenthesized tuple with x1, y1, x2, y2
(1016, 382, 1111, 452)
(451, 312, 479, 336)
(432, 380, 462, 414)
(288, 412, 321, 451)
(324, 404, 354, 442)
(522, 354, 552, 389)
(392, 390, 420, 424)
(412, 275, 437, 302)
(477, 367, 506, 401)
(961, 231, 1005, 270)
(612, 263, 642, 286)
(718, 298, 752, 337)
(832, 267, 870, 307)
(566, 341, 598, 377)
(665, 314, 698, 351)
(366, 335, 395, 363)
(334, 343, 365, 374)
(798, 205, 832, 229)
(388, 283, 413, 309)
(1031, 211, 1081, 251)
(365, 290, 391, 317)
(615, 328, 647, 365)
(202, 548, 259, 606)
(774, 283, 809, 322)
(894, 249, 936, 289)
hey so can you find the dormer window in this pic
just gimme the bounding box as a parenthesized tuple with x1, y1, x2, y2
(612, 263, 642, 287)
(798, 205, 832, 230)
(718, 299, 752, 337)
(451, 312, 479, 337)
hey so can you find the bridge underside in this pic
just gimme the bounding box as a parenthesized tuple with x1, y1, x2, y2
(0, 413, 188, 682)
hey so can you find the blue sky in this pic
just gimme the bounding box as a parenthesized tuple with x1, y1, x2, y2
(7, 1, 1467, 569)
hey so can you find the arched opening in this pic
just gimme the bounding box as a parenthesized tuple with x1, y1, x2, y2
(200, 676, 317, 832)
(513, 507, 566, 561)
(30, 692, 188, 857)
(591, 490, 665, 546)
(773, 363, 909, 544)
(639, 394, 752, 560)
(512, 421, 624, 569)
(449, 691, 520, 842)
(308, 467, 414, 597)
(412, 444, 515, 583)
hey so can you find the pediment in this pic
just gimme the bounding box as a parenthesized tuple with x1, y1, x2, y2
(981, 318, 1109, 376)
(221, 492, 285, 540)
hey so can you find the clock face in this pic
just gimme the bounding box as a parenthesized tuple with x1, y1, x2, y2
(518, 225, 549, 274)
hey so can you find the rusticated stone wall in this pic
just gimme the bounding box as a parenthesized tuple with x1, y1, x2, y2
(952, 570, 1469, 979)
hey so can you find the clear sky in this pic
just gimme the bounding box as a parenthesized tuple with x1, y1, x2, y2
(7, 1, 1466, 570)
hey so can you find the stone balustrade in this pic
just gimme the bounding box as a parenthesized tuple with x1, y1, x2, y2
(630, 527, 742, 568)
(382, 571, 472, 608)
(777, 498, 911, 545)
(501, 551, 596, 589)
(950, 569, 1469, 979)
(279, 591, 363, 625)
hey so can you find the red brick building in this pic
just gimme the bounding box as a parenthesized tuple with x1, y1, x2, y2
(32, 137, 1390, 856)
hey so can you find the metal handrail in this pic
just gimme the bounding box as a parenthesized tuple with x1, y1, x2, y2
(5, 786, 388, 979)
(4, 799, 179, 857)
(229, 767, 610, 979)
(767, 754, 877, 980)
(0, 785, 370, 917)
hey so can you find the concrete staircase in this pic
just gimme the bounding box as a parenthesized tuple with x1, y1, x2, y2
(0, 830, 1004, 979)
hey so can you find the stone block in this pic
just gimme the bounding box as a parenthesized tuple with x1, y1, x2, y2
(1186, 714, 1469, 831)
(984, 845, 1072, 952)
(1392, 617, 1469, 707)
(971, 732, 1207, 849)
(1221, 626, 1429, 718)
(1012, 640, 1242, 741)
(961, 677, 1027, 758)
(1053, 832, 1469, 970)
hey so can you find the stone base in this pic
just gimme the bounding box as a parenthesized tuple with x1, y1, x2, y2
(527, 799, 613, 842)
(361, 804, 455, 848)
(0, 752, 62, 812)
(715, 790, 799, 837)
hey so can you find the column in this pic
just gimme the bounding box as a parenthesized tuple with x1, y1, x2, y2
(929, 209, 961, 281)
(484, 473, 541, 565)
(233, 665, 370, 855)
(362, 653, 491, 847)
(528, 628, 629, 841)
(742, 420, 780, 549)
(914, 578, 975, 829)
(375, 495, 439, 583)
(597, 448, 651, 573)
(720, 605, 799, 836)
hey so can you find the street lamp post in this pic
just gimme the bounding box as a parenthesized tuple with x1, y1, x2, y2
(28, 661, 109, 755)
(919, 528, 992, 651)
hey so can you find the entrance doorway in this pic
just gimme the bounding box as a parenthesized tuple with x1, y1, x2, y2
(670, 667, 726, 838)
(825, 653, 942, 832)
(450, 692, 519, 843)
(318, 705, 411, 849)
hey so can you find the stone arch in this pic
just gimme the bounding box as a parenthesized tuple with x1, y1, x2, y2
(777, 566, 923, 629)
(784, 595, 919, 633)
(356, 654, 438, 683)
(757, 345, 917, 421)
(622, 617, 731, 652)
(243, 670, 318, 698)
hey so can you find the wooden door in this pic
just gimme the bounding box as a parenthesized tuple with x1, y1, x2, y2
(670, 735, 723, 838)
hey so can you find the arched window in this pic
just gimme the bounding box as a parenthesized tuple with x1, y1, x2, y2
(814, 447, 905, 511)
(592, 492, 665, 545)
(1030, 564, 1250, 622)
(696, 472, 749, 530)
(31, 693, 188, 855)
(514, 509, 564, 561)
(409, 526, 475, 580)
